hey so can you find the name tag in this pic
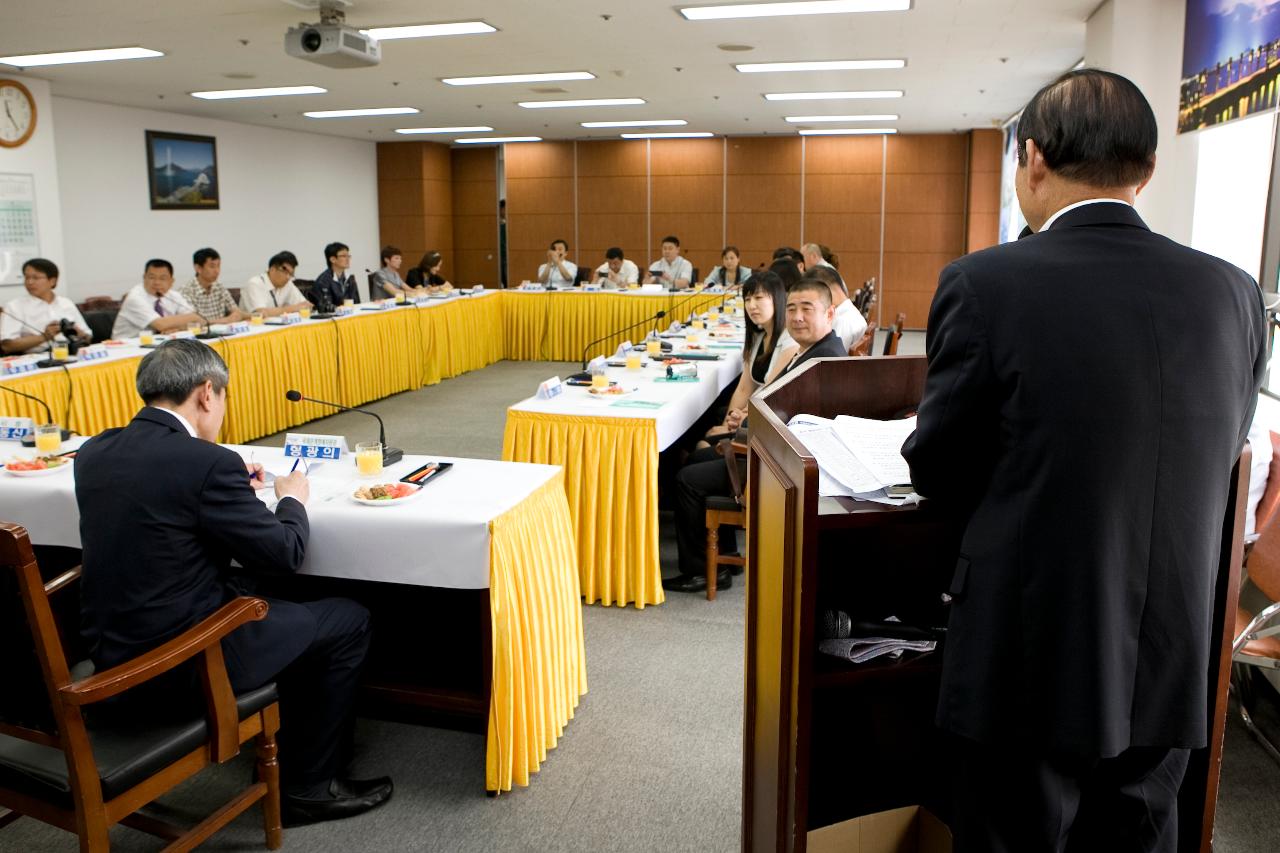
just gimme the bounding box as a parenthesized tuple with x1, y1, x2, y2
(227, 321, 250, 334)
(79, 345, 108, 361)
(283, 433, 346, 460)
(409, 295, 433, 306)
(2, 357, 40, 375)
(364, 300, 391, 311)
(280, 312, 303, 325)
(521, 284, 546, 292)
(583, 283, 602, 292)
(0, 416, 34, 439)
(536, 376, 563, 400)
(333, 305, 356, 317)
(471, 285, 485, 293)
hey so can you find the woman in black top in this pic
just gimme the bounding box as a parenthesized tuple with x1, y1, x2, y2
(406, 251, 453, 290)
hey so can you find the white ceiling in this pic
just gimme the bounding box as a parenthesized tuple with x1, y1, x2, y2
(2, 0, 1097, 142)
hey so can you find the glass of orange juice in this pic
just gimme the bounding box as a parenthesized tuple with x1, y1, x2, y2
(187, 321, 202, 335)
(139, 330, 155, 346)
(646, 337, 662, 357)
(685, 329, 700, 347)
(299, 306, 312, 319)
(355, 442, 383, 477)
(395, 292, 406, 304)
(343, 298, 354, 307)
(250, 311, 265, 326)
(51, 343, 69, 361)
(709, 308, 720, 323)
(625, 351, 642, 370)
(34, 423, 60, 454)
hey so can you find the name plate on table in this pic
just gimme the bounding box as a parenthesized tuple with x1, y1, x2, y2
(2, 356, 40, 375)
(583, 283, 602, 292)
(283, 433, 347, 460)
(334, 305, 357, 317)
(280, 312, 303, 325)
(362, 300, 392, 311)
(78, 345, 108, 361)
(537, 376, 564, 400)
(471, 285, 485, 293)
(227, 321, 251, 334)
(640, 284, 664, 293)
(519, 283, 546, 292)
(0, 417, 34, 440)
(410, 295, 433, 306)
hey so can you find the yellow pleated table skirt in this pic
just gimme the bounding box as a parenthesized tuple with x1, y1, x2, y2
(502, 411, 665, 609)
(487, 471, 587, 791)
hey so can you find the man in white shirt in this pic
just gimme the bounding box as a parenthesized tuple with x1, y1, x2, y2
(803, 265, 866, 350)
(646, 236, 693, 289)
(594, 247, 640, 288)
(801, 243, 836, 271)
(1, 258, 91, 354)
(112, 259, 204, 339)
(538, 239, 578, 288)
(240, 252, 312, 317)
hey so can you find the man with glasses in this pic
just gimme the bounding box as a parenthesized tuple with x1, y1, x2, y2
(312, 242, 360, 309)
(240, 251, 311, 317)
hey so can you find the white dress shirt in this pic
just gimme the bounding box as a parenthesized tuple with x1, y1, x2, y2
(538, 259, 578, 287)
(832, 298, 868, 351)
(1, 292, 90, 350)
(112, 284, 195, 339)
(1040, 198, 1133, 232)
(648, 256, 693, 287)
(595, 259, 640, 286)
(239, 273, 307, 312)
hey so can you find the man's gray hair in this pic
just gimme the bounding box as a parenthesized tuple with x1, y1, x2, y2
(136, 339, 229, 405)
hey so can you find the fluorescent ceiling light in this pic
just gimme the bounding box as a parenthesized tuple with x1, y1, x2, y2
(396, 125, 494, 134)
(191, 86, 326, 100)
(798, 127, 897, 135)
(519, 98, 645, 109)
(444, 71, 594, 86)
(456, 136, 543, 144)
(736, 59, 904, 73)
(362, 22, 496, 40)
(764, 90, 903, 101)
(785, 114, 898, 122)
(0, 46, 163, 68)
(582, 119, 688, 128)
(681, 1, 911, 21)
(304, 107, 419, 118)
(620, 132, 714, 139)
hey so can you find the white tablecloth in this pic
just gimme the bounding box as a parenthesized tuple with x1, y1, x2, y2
(0, 439, 559, 590)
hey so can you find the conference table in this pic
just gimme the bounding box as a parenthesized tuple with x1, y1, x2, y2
(0, 439, 586, 794)
(503, 322, 746, 608)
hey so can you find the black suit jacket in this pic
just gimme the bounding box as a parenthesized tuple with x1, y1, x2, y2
(312, 269, 360, 308)
(779, 330, 847, 377)
(901, 202, 1266, 758)
(76, 407, 313, 691)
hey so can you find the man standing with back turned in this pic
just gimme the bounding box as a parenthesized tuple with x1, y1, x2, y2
(902, 69, 1265, 852)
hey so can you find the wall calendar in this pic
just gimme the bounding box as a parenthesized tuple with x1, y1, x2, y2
(0, 172, 39, 286)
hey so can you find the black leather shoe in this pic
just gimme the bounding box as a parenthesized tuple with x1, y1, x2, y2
(282, 776, 394, 827)
(662, 568, 732, 594)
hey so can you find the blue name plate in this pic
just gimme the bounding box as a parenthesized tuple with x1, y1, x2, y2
(283, 432, 346, 460)
(0, 416, 34, 439)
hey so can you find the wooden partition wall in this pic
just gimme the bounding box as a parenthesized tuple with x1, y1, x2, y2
(377, 130, 1005, 327)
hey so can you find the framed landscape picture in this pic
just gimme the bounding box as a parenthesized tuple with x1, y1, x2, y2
(145, 130, 219, 210)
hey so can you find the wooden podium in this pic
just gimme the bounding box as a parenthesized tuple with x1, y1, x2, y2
(740, 355, 1247, 853)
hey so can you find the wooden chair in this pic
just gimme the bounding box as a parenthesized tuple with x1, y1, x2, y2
(1253, 431, 1280, 538)
(78, 297, 119, 312)
(0, 522, 284, 851)
(849, 321, 878, 357)
(1232, 500, 1280, 765)
(704, 437, 748, 601)
(881, 312, 906, 356)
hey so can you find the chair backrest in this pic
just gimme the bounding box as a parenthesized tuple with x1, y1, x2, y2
(882, 311, 906, 356)
(0, 522, 74, 745)
(367, 272, 381, 302)
(690, 267, 699, 286)
(78, 296, 119, 312)
(81, 310, 117, 343)
(849, 321, 878, 356)
(226, 286, 241, 306)
(293, 279, 315, 304)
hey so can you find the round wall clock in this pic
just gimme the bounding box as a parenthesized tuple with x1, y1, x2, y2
(0, 79, 37, 148)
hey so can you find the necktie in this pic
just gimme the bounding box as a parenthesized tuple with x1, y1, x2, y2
(154, 298, 166, 317)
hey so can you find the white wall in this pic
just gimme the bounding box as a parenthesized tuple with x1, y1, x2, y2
(0, 74, 65, 302)
(52, 97, 378, 299)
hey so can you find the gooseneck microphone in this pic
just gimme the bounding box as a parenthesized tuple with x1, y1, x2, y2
(284, 389, 403, 466)
(0, 384, 71, 447)
(578, 310, 667, 370)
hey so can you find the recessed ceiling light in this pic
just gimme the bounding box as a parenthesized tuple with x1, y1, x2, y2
(0, 46, 164, 68)
(785, 114, 898, 122)
(456, 136, 543, 144)
(395, 125, 495, 134)
(581, 119, 688, 128)
(620, 132, 715, 139)
(798, 127, 898, 135)
(518, 98, 645, 109)
(443, 71, 595, 86)
(361, 22, 497, 41)
(191, 86, 326, 100)
(764, 90, 903, 101)
(304, 107, 420, 118)
(681, 1, 911, 21)
(736, 59, 905, 73)
(717, 43, 755, 52)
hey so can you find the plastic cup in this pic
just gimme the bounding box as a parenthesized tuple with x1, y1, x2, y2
(250, 312, 265, 326)
(299, 307, 312, 319)
(34, 423, 60, 454)
(139, 331, 155, 346)
(395, 292, 406, 304)
(343, 298, 354, 307)
(591, 373, 610, 390)
(187, 321, 202, 335)
(625, 352, 642, 370)
(647, 339, 662, 357)
(51, 344, 69, 361)
(355, 442, 383, 477)
(693, 319, 705, 330)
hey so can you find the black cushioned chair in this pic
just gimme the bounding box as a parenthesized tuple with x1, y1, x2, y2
(80, 310, 117, 344)
(0, 522, 284, 851)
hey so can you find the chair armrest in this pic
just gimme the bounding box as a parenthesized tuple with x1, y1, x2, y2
(61, 597, 269, 707)
(1232, 599, 1280, 655)
(43, 565, 81, 595)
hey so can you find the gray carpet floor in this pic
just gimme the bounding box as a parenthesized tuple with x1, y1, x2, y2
(6, 350, 1279, 851)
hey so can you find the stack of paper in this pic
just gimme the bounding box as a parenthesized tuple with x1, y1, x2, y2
(786, 414, 920, 504)
(819, 636, 936, 664)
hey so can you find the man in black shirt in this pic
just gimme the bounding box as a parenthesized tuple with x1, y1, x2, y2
(312, 242, 360, 309)
(776, 277, 847, 374)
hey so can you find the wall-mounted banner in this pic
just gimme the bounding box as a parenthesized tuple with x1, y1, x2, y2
(1180, 1, 1280, 133)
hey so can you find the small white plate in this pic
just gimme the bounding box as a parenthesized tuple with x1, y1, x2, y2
(351, 483, 424, 506)
(5, 462, 72, 477)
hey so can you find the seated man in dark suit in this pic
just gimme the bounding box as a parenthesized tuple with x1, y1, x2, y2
(665, 278, 847, 593)
(311, 241, 360, 309)
(75, 339, 392, 826)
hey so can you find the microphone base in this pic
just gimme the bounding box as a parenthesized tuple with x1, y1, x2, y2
(36, 358, 77, 368)
(22, 428, 73, 448)
(195, 332, 227, 340)
(382, 446, 404, 466)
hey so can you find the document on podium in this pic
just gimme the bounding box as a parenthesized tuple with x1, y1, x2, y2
(787, 414, 919, 504)
(831, 415, 916, 488)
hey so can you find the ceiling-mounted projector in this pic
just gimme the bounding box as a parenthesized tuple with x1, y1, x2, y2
(285, 23, 380, 68)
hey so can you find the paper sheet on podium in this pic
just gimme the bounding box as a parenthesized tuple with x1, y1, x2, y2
(787, 414, 920, 504)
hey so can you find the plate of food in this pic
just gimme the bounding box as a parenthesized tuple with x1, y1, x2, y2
(5, 455, 72, 477)
(588, 383, 635, 398)
(102, 339, 128, 347)
(351, 482, 423, 506)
